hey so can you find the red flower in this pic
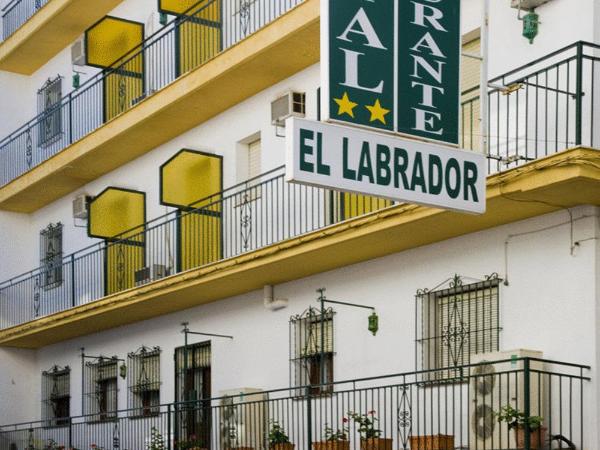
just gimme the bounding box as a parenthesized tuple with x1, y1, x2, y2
(342, 417, 348, 423)
(368, 410, 376, 415)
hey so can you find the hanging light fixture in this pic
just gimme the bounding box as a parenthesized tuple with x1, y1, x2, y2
(368, 311, 379, 336)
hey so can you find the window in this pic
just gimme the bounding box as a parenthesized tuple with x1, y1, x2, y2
(128, 346, 161, 417)
(42, 365, 70, 426)
(83, 357, 119, 421)
(37, 76, 63, 146)
(247, 139, 261, 179)
(290, 307, 335, 395)
(40, 223, 63, 288)
(461, 31, 481, 151)
(416, 275, 501, 380)
(236, 137, 262, 206)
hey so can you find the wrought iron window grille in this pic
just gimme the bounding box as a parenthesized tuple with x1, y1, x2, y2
(37, 76, 63, 148)
(127, 346, 161, 417)
(83, 355, 122, 422)
(415, 273, 502, 382)
(289, 307, 335, 396)
(40, 222, 63, 289)
(41, 365, 70, 427)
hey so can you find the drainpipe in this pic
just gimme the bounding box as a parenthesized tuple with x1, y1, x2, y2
(263, 285, 288, 311)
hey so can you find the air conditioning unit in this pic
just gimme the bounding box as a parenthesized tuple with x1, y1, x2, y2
(72, 194, 90, 220)
(134, 264, 169, 286)
(219, 388, 268, 450)
(510, 0, 551, 9)
(71, 37, 86, 67)
(470, 349, 545, 450)
(271, 91, 306, 127)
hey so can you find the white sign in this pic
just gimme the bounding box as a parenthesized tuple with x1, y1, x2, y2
(286, 118, 486, 214)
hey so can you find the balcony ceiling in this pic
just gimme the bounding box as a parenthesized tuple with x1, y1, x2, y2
(0, 148, 598, 348)
(0, 0, 320, 212)
(0, 0, 124, 74)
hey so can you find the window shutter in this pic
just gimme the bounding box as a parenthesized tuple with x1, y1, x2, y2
(416, 276, 501, 377)
(248, 139, 261, 179)
(305, 318, 333, 355)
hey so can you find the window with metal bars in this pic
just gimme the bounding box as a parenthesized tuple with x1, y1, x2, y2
(83, 357, 119, 421)
(128, 346, 161, 417)
(289, 307, 335, 395)
(415, 274, 501, 380)
(37, 76, 63, 146)
(40, 223, 63, 288)
(41, 365, 70, 426)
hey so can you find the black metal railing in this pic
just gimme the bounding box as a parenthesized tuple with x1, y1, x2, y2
(0, 0, 303, 186)
(1, 0, 50, 40)
(0, 358, 590, 450)
(460, 41, 600, 173)
(0, 166, 393, 330)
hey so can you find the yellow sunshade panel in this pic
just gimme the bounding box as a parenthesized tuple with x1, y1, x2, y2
(160, 149, 222, 208)
(103, 56, 144, 121)
(105, 242, 145, 295)
(159, 0, 211, 15)
(176, 1, 222, 76)
(85, 16, 144, 69)
(337, 193, 391, 221)
(178, 211, 221, 271)
(89, 187, 146, 240)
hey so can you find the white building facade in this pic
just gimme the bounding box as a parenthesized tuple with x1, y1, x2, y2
(0, 0, 598, 450)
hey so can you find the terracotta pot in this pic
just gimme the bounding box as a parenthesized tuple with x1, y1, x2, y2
(360, 438, 393, 450)
(409, 435, 454, 450)
(229, 447, 254, 450)
(515, 427, 547, 450)
(312, 441, 350, 450)
(271, 444, 295, 450)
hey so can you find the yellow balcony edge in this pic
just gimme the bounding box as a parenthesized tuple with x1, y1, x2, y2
(1, 148, 598, 348)
(0, 0, 320, 212)
(0, 0, 124, 74)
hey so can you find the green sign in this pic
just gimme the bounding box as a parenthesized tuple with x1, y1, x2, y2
(323, 0, 461, 145)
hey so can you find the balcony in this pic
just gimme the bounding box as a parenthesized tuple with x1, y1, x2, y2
(0, 0, 123, 74)
(0, 0, 318, 212)
(0, 358, 591, 450)
(0, 146, 598, 348)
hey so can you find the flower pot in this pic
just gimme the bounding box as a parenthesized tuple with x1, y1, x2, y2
(312, 441, 350, 450)
(409, 435, 454, 450)
(271, 444, 295, 450)
(514, 427, 547, 450)
(360, 438, 393, 450)
(229, 447, 254, 450)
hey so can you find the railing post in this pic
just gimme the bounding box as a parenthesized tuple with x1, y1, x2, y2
(68, 93, 73, 145)
(575, 41, 584, 146)
(70, 253, 76, 308)
(68, 417, 73, 450)
(167, 403, 172, 450)
(306, 386, 312, 450)
(523, 357, 531, 450)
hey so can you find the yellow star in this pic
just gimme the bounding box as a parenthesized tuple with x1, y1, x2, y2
(333, 92, 358, 118)
(365, 99, 391, 125)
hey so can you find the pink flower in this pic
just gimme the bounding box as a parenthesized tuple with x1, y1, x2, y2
(368, 410, 376, 415)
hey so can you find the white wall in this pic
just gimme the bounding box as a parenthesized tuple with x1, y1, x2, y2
(0, 347, 37, 424)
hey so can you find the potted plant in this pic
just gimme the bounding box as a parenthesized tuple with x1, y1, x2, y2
(347, 411, 392, 450)
(497, 405, 546, 449)
(174, 435, 207, 450)
(269, 421, 294, 450)
(147, 427, 166, 450)
(312, 425, 349, 450)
